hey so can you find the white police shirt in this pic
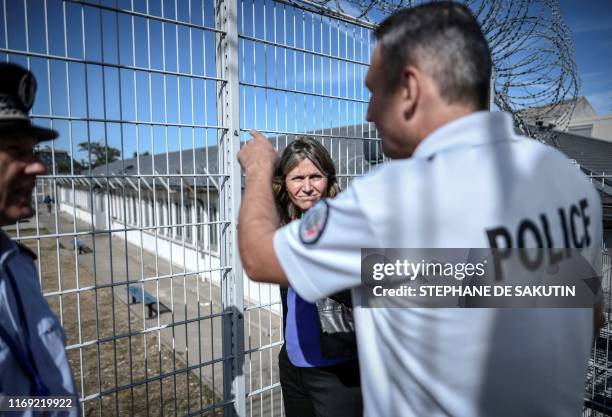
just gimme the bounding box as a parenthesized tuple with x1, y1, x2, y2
(274, 111, 602, 417)
(0, 232, 78, 416)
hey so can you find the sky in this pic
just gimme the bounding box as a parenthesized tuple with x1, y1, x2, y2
(1, 0, 610, 163)
(1, 0, 373, 161)
(558, 0, 612, 115)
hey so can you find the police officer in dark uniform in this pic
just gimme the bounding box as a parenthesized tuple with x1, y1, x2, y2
(0, 63, 78, 415)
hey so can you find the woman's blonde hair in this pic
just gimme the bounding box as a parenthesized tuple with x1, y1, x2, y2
(273, 137, 340, 225)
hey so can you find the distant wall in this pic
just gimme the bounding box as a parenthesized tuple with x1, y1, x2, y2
(569, 115, 612, 142)
(57, 186, 281, 314)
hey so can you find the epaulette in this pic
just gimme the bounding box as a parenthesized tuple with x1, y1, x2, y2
(17, 243, 38, 260)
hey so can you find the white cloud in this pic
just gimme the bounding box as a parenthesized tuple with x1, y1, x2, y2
(571, 20, 612, 34)
(582, 70, 611, 80)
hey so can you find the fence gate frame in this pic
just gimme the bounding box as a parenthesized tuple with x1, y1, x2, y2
(216, 0, 246, 415)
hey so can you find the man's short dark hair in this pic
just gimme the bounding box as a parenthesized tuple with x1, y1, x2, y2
(374, 2, 492, 110)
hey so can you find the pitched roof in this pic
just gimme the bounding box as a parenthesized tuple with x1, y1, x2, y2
(541, 130, 612, 222)
(91, 124, 382, 190)
(542, 131, 612, 176)
(81, 121, 612, 222)
(517, 97, 597, 127)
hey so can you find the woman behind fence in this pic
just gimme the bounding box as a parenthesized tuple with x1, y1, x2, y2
(273, 137, 362, 417)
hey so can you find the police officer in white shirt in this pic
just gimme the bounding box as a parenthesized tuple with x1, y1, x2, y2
(0, 63, 78, 415)
(237, 2, 603, 417)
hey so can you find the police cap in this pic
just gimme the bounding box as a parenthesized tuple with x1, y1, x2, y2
(0, 62, 58, 141)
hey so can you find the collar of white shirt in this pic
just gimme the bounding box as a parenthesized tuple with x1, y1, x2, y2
(412, 111, 516, 160)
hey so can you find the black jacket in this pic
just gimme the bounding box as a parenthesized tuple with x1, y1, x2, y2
(280, 287, 357, 359)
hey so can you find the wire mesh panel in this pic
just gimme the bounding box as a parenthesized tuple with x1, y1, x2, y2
(1, 0, 379, 415)
(1, 0, 235, 414)
(584, 173, 612, 416)
(236, 0, 377, 415)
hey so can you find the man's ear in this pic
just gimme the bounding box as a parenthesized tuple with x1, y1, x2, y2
(400, 65, 419, 117)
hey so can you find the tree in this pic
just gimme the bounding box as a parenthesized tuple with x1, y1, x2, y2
(132, 150, 151, 158)
(56, 158, 83, 174)
(78, 141, 121, 169)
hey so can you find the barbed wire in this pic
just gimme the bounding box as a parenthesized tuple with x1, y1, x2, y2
(298, 0, 579, 141)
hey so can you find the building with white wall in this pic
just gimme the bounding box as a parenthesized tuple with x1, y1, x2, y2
(54, 121, 612, 311)
(520, 96, 612, 142)
(54, 127, 379, 310)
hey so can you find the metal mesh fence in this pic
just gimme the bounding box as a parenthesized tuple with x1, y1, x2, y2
(1, 1, 610, 416)
(1, 0, 378, 415)
(3, 0, 233, 415)
(584, 174, 612, 416)
(235, 1, 376, 415)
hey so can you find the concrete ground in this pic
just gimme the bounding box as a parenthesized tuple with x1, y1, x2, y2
(21, 208, 284, 416)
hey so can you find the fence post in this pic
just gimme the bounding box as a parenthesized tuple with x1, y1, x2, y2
(216, 0, 246, 415)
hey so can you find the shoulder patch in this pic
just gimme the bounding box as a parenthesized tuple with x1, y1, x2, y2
(299, 200, 329, 245)
(17, 243, 37, 260)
